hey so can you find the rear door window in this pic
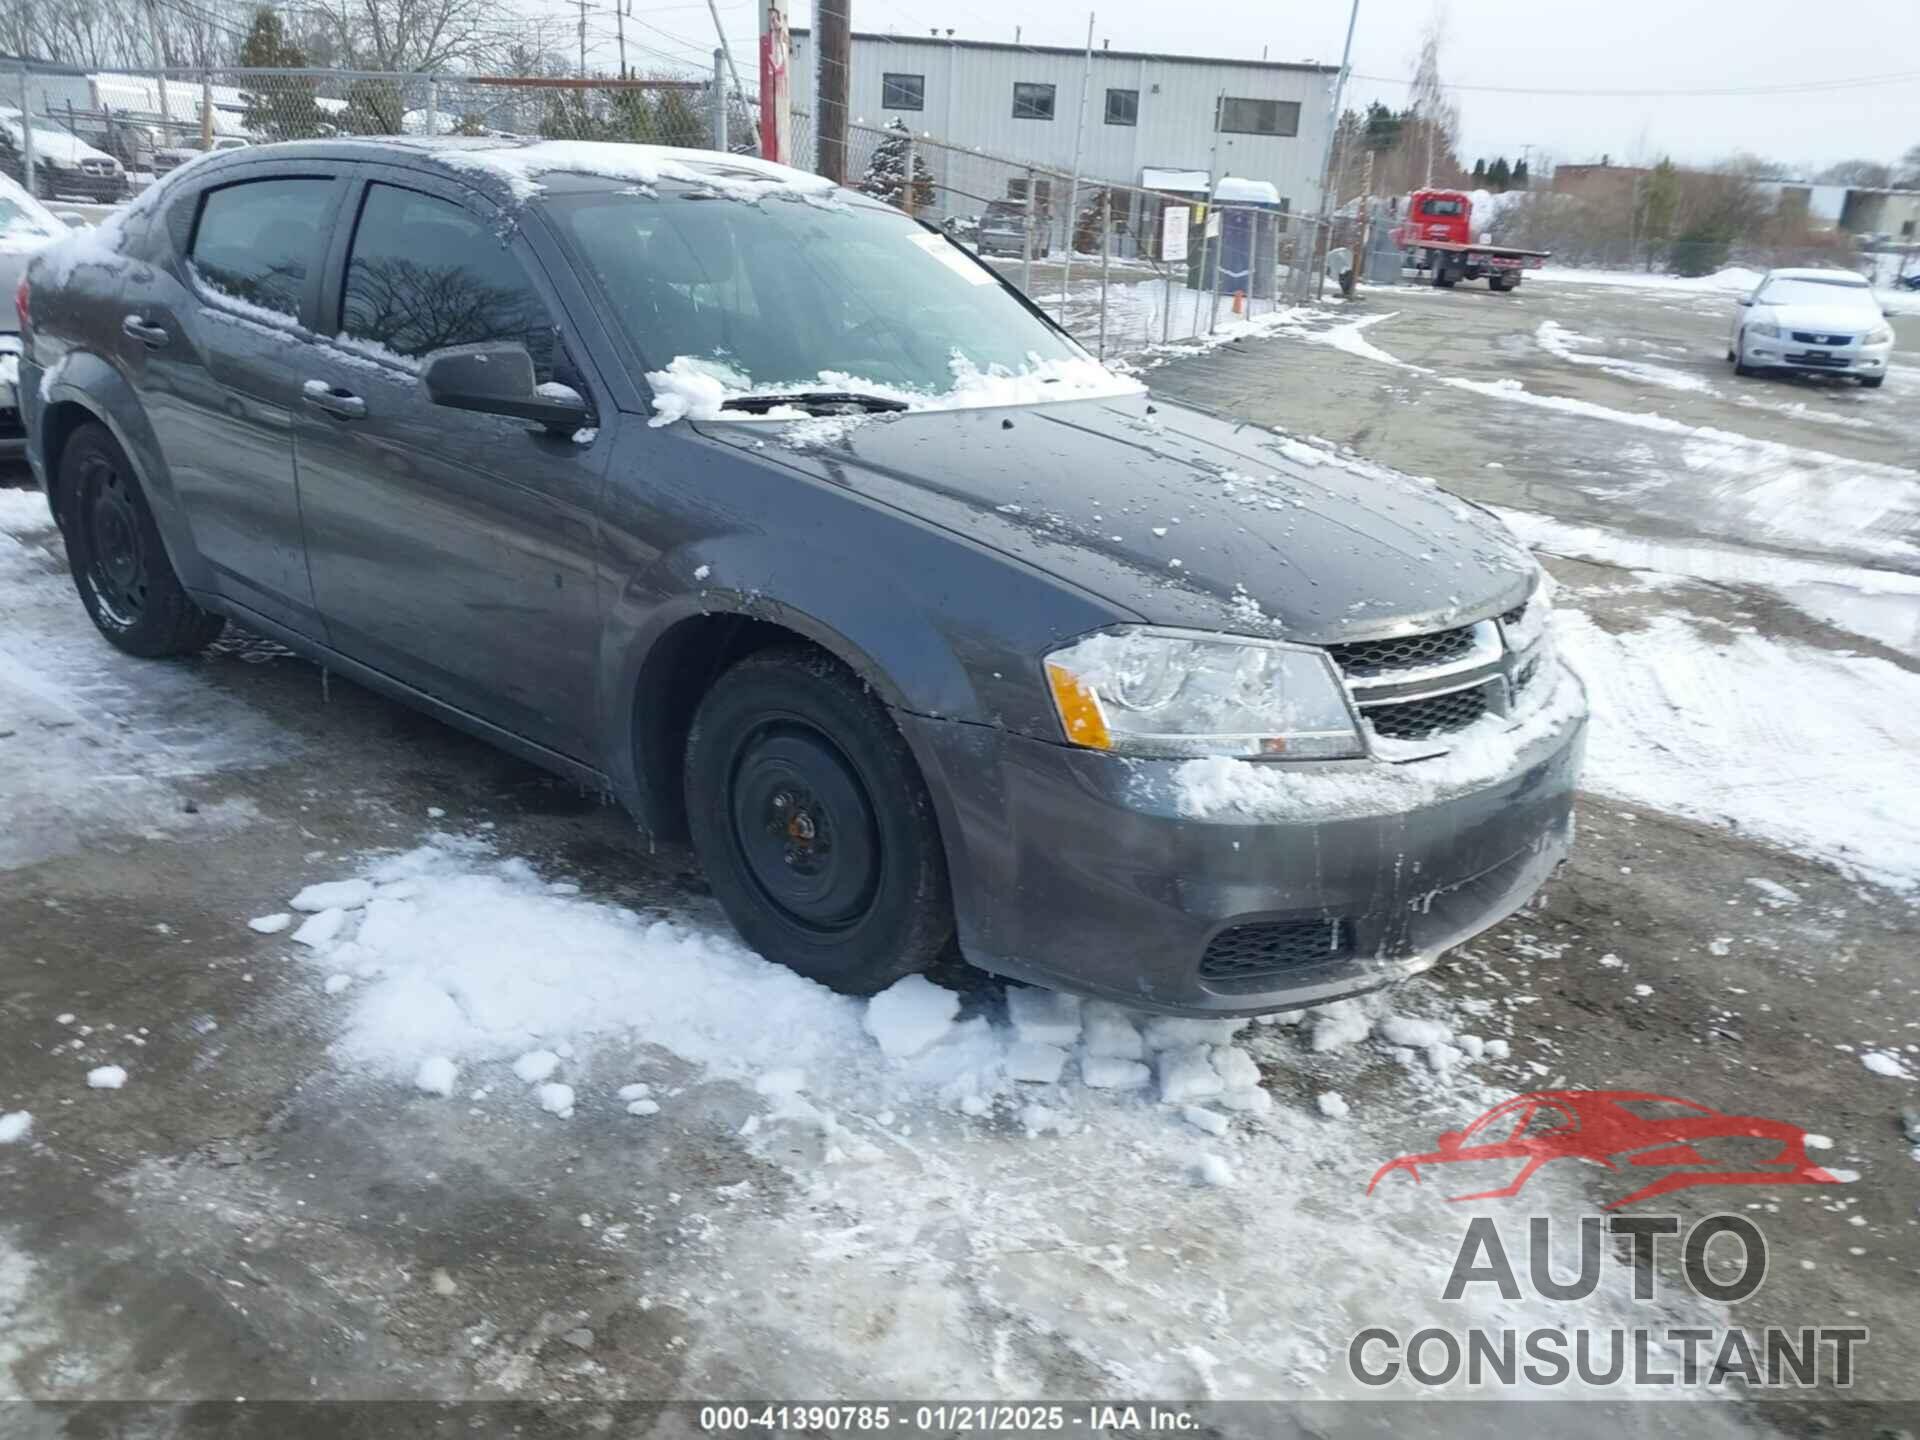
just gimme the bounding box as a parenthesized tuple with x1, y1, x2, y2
(339, 181, 555, 377)
(190, 178, 336, 320)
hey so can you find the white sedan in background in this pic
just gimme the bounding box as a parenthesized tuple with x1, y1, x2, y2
(1730, 268, 1893, 388)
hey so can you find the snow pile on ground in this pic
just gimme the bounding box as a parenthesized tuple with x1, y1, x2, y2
(1533, 318, 1714, 393)
(1497, 508, 1920, 658)
(1534, 264, 1764, 295)
(644, 351, 1142, 428)
(1493, 516, 1920, 892)
(1438, 377, 1920, 567)
(270, 836, 1550, 1141)
(0, 489, 280, 871)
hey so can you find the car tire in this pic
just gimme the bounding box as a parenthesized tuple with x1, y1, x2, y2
(684, 645, 955, 995)
(1861, 375, 1884, 389)
(1733, 332, 1754, 377)
(60, 422, 225, 658)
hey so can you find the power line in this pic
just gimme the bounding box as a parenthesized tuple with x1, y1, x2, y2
(1349, 68, 1920, 99)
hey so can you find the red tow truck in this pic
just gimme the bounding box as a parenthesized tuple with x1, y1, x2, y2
(1391, 188, 1549, 292)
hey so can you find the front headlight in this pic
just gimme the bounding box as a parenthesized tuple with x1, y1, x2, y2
(1866, 325, 1893, 345)
(1748, 322, 1782, 339)
(1044, 627, 1364, 760)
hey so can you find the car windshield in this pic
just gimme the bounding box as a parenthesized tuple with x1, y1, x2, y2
(1757, 277, 1878, 309)
(552, 186, 1094, 403)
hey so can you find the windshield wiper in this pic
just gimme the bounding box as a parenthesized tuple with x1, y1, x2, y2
(719, 390, 911, 416)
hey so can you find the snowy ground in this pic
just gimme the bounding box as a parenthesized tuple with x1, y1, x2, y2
(3, 273, 1918, 1423)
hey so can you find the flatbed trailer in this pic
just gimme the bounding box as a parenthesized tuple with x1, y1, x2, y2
(1392, 189, 1550, 292)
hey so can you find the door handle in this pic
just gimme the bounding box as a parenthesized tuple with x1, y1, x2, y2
(121, 315, 170, 348)
(301, 380, 367, 420)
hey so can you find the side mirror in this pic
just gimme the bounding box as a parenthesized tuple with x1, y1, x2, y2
(1739, 297, 1754, 306)
(421, 342, 590, 431)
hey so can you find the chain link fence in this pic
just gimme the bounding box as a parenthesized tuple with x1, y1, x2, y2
(4, 60, 1339, 361)
(840, 120, 1334, 360)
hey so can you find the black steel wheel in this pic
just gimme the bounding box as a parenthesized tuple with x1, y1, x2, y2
(684, 645, 953, 993)
(60, 422, 225, 657)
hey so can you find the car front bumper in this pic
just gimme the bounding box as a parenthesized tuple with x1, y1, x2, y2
(903, 663, 1587, 1016)
(1742, 335, 1892, 376)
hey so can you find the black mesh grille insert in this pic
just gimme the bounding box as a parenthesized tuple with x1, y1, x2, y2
(1501, 602, 1527, 628)
(1200, 918, 1352, 982)
(1363, 683, 1491, 740)
(1326, 624, 1476, 678)
(1513, 657, 1540, 693)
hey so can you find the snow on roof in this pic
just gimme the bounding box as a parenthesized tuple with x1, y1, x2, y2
(1141, 168, 1208, 193)
(434, 139, 838, 204)
(1212, 176, 1279, 205)
(0, 109, 114, 166)
(1765, 266, 1869, 284)
(0, 169, 67, 251)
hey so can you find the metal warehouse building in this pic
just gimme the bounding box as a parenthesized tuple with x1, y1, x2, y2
(790, 29, 1337, 218)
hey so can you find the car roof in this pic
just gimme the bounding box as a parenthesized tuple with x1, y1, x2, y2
(187, 136, 839, 209)
(1764, 267, 1869, 285)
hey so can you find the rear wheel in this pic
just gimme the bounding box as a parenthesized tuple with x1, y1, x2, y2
(1432, 260, 1455, 289)
(684, 645, 954, 994)
(60, 422, 225, 657)
(1489, 275, 1513, 292)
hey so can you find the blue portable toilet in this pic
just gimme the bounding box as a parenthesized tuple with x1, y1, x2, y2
(1212, 177, 1282, 300)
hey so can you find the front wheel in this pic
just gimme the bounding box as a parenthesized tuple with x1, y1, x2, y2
(1732, 332, 1755, 377)
(1860, 375, 1885, 388)
(684, 646, 954, 994)
(60, 422, 225, 657)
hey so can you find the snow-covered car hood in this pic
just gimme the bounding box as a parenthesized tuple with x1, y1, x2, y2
(1757, 302, 1886, 334)
(694, 393, 1537, 643)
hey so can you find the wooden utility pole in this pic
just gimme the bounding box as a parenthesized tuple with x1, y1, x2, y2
(815, 0, 849, 183)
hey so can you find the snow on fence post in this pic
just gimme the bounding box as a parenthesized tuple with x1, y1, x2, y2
(1021, 170, 1037, 298)
(1097, 188, 1110, 362)
(425, 78, 438, 136)
(15, 63, 31, 196)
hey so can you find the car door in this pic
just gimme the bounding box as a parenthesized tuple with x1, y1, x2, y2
(120, 166, 349, 636)
(291, 168, 609, 761)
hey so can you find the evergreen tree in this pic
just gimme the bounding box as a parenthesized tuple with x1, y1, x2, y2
(858, 118, 935, 213)
(1362, 100, 1403, 154)
(239, 8, 323, 140)
(1470, 157, 1486, 185)
(1512, 157, 1529, 189)
(1487, 156, 1512, 191)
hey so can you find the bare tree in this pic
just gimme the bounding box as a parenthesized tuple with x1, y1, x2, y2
(1816, 158, 1894, 187)
(321, 0, 517, 72)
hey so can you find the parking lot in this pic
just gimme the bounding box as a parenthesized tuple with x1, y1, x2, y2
(2, 268, 1917, 1431)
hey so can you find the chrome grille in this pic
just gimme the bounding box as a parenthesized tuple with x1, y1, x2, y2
(1200, 919, 1352, 982)
(1790, 331, 1849, 346)
(1326, 624, 1477, 678)
(1363, 683, 1493, 740)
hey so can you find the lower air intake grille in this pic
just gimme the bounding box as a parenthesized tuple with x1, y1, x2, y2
(1364, 683, 1491, 740)
(1200, 918, 1353, 982)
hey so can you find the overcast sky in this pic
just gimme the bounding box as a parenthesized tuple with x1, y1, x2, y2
(572, 0, 1920, 177)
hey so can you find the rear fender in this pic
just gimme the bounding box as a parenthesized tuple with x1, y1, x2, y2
(37, 351, 210, 592)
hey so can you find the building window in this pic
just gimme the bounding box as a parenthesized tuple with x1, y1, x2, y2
(1012, 82, 1056, 120)
(1104, 88, 1138, 126)
(881, 72, 924, 111)
(1217, 96, 1301, 137)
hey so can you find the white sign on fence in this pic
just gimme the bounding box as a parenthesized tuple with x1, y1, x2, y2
(1161, 205, 1190, 263)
